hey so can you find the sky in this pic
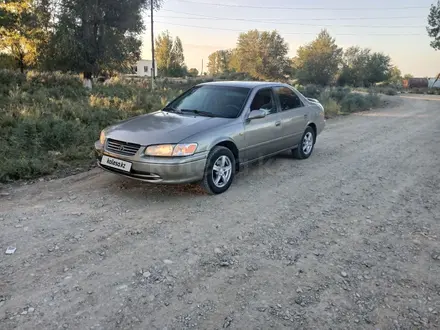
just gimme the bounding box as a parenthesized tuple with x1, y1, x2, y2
(140, 0, 439, 77)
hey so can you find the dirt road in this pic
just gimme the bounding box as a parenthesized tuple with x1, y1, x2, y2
(1, 95, 440, 330)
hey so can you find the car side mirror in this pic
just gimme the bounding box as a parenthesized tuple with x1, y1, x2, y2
(248, 109, 267, 120)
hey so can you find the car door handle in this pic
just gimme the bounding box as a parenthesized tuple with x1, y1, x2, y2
(275, 121, 281, 126)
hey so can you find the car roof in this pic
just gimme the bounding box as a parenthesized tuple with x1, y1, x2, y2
(197, 80, 287, 89)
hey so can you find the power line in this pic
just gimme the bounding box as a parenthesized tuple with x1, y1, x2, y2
(173, 0, 427, 11)
(154, 21, 424, 36)
(160, 9, 425, 21)
(156, 15, 425, 28)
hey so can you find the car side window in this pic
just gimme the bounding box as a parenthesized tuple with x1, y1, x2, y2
(274, 87, 303, 111)
(250, 88, 277, 115)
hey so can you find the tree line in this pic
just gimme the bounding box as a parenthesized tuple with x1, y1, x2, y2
(2, 0, 440, 84)
(154, 29, 410, 86)
(206, 29, 410, 86)
(0, 0, 163, 75)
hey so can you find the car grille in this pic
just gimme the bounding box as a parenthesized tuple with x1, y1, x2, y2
(105, 139, 140, 156)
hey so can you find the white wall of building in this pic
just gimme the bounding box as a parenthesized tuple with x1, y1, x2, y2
(131, 59, 157, 77)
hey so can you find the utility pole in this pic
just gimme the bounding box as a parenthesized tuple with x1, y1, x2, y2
(201, 59, 203, 76)
(150, 0, 155, 90)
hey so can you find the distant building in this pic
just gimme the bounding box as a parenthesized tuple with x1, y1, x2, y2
(402, 78, 428, 88)
(129, 59, 157, 77)
(428, 78, 440, 88)
(402, 77, 440, 89)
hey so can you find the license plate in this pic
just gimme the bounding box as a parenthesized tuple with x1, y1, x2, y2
(101, 155, 132, 172)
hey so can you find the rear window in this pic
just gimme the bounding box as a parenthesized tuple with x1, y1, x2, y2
(169, 85, 251, 118)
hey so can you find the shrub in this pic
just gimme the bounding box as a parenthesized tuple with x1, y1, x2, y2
(383, 87, 397, 95)
(0, 71, 176, 182)
(0, 70, 384, 182)
(365, 92, 381, 108)
(318, 91, 341, 118)
(26, 71, 82, 88)
(0, 70, 26, 95)
(302, 84, 322, 99)
(329, 86, 351, 102)
(340, 92, 380, 113)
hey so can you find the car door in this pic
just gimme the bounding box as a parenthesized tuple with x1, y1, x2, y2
(242, 87, 283, 162)
(273, 86, 308, 148)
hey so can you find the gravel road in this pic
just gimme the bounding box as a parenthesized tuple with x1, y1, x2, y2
(1, 95, 440, 330)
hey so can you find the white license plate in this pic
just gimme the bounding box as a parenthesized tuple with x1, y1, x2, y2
(101, 155, 132, 172)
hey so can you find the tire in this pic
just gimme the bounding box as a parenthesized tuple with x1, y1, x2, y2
(201, 146, 236, 195)
(292, 126, 315, 159)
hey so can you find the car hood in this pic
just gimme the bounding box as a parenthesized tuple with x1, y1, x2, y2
(105, 111, 234, 145)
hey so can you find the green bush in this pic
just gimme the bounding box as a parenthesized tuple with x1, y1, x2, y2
(340, 92, 380, 113)
(301, 84, 322, 99)
(0, 70, 26, 95)
(0, 53, 17, 70)
(0, 70, 178, 182)
(381, 87, 398, 95)
(25, 71, 82, 88)
(0, 70, 384, 182)
(329, 86, 351, 102)
(318, 91, 341, 118)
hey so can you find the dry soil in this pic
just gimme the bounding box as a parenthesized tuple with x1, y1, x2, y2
(1, 95, 440, 330)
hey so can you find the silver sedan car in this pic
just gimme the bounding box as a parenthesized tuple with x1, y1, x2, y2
(95, 81, 325, 194)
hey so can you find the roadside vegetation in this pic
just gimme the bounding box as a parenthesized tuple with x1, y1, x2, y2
(294, 85, 381, 118)
(355, 85, 440, 96)
(3, 1, 438, 183)
(0, 70, 381, 182)
(0, 70, 181, 182)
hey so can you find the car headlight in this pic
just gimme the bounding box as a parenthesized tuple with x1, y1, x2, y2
(145, 143, 198, 157)
(99, 130, 106, 145)
(172, 143, 198, 156)
(145, 144, 174, 156)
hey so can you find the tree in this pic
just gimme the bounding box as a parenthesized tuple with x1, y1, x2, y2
(337, 46, 371, 86)
(45, 0, 162, 82)
(336, 46, 393, 87)
(427, 1, 440, 50)
(207, 52, 219, 75)
(33, 0, 57, 66)
(0, 0, 43, 72)
(169, 36, 185, 77)
(388, 65, 402, 85)
(0, 53, 17, 69)
(207, 49, 233, 75)
(235, 30, 290, 80)
(229, 49, 240, 73)
(188, 68, 199, 77)
(155, 30, 174, 76)
(293, 29, 343, 85)
(155, 31, 186, 77)
(364, 52, 392, 85)
(403, 73, 414, 79)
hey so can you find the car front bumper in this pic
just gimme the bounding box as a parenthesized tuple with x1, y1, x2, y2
(95, 141, 207, 184)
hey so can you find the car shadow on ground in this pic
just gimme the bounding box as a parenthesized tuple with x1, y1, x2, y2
(100, 150, 305, 199)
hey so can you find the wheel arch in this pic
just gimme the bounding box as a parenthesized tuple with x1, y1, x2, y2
(209, 138, 240, 171)
(307, 122, 317, 143)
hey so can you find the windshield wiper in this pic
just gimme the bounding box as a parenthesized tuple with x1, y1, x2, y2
(180, 109, 217, 117)
(162, 106, 181, 113)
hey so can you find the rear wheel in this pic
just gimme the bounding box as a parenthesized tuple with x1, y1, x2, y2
(201, 146, 236, 195)
(292, 126, 315, 159)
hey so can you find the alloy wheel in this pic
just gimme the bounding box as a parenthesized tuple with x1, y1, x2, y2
(302, 132, 314, 155)
(212, 155, 232, 188)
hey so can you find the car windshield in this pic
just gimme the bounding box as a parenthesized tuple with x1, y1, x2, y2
(165, 85, 251, 118)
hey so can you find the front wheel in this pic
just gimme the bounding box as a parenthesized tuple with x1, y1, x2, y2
(201, 146, 236, 195)
(292, 126, 315, 159)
